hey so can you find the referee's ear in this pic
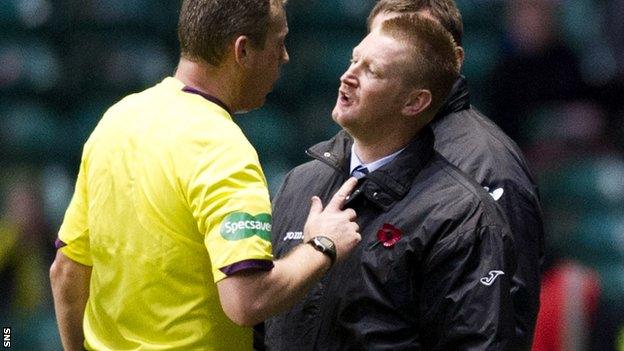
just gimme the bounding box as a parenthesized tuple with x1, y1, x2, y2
(455, 46, 465, 70)
(233, 35, 251, 68)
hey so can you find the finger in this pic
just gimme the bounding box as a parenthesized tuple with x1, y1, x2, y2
(308, 196, 323, 218)
(344, 208, 357, 221)
(326, 177, 358, 211)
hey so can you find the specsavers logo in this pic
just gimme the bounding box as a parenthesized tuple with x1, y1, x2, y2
(220, 212, 272, 241)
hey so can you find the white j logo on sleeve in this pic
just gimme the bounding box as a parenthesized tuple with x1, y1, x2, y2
(480, 270, 505, 286)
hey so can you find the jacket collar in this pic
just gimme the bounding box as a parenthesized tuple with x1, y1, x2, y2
(434, 75, 471, 119)
(306, 127, 435, 211)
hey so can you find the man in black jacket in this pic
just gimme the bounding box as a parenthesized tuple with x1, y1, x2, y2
(367, 1, 544, 349)
(263, 14, 517, 350)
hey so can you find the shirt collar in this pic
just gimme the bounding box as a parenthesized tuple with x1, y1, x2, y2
(306, 127, 435, 210)
(349, 144, 406, 175)
(181, 86, 233, 116)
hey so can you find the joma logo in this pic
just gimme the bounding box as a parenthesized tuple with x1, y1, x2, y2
(480, 270, 505, 286)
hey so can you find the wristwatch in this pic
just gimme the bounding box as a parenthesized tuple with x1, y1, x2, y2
(307, 236, 337, 265)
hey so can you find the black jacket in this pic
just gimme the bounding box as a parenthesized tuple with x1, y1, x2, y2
(264, 127, 517, 350)
(432, 76, 544, 348)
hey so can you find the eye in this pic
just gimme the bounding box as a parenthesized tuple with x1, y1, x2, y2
(367, 66, 379, 77)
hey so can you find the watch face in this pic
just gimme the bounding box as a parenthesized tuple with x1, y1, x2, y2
(315, 236, 334, 250)
(309, 236, 337, 263)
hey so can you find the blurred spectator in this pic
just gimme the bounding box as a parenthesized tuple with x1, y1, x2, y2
(591, 295, 624, 351)
(604, 0, 624, 73)
(489, 0, 587, 144)
(532, 260, 601, 351)
(533, 252, 624, 351)
(535, 143, 624, 350)
(0, 167, 60, 349)
(0, 169, 52, 318)
(523, 100, 616, 171)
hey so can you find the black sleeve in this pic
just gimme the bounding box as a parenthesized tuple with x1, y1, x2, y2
(496, 182, 544, 347)
(419, 225, 517, 350)
(270, 169, 295, 248)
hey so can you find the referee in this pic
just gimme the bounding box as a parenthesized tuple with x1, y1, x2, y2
(50, 1, 360, 350)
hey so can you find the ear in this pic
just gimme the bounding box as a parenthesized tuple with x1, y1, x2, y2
(455, 46, 465, 70)
(401, 88, 432, 117)
(233, 35, 252, 68)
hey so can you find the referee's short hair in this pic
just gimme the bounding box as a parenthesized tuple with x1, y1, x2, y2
(178, 0, 286, 66)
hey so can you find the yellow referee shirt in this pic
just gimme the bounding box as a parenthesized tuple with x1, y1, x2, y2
(58, 77, 273, 350)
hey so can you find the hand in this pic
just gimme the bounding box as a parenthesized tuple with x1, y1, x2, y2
(303, 177, 361, 262)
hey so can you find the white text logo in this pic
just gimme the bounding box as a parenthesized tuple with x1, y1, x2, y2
(483, 186, 504, 201)
(480, 270, 505, 286)
(3, 327, 10, 348)
(283, 231, 304, 241)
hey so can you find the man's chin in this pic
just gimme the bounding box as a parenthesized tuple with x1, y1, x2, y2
(331, 108, 350, 126)
(331, 108, 339, 123)
(332, 112, 356, 129)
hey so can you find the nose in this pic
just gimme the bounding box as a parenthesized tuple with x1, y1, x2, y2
(282, 46, 290, 64)
(340, 66, 357, 87)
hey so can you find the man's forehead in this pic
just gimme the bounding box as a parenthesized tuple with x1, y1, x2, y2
(354, 32, 411, 62)
(270, 8, 288, 35)
(270, 2, 287, 24)
(352, 43, 361, 55)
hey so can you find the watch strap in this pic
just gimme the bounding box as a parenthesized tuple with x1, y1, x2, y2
(307, 236, 337, 265)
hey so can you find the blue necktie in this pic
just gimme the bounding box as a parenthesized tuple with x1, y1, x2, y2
(352, 165, 369, 179)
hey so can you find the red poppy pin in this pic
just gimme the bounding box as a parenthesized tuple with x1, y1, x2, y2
(371, 223, 402, 248)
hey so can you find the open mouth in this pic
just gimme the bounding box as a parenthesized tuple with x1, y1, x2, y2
(339, 90, 352, 104)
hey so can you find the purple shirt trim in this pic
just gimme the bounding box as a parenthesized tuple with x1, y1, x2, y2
(220, 259, 275, 276)
(55, 238, 67, 249)
(182, 86, 232, 115)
